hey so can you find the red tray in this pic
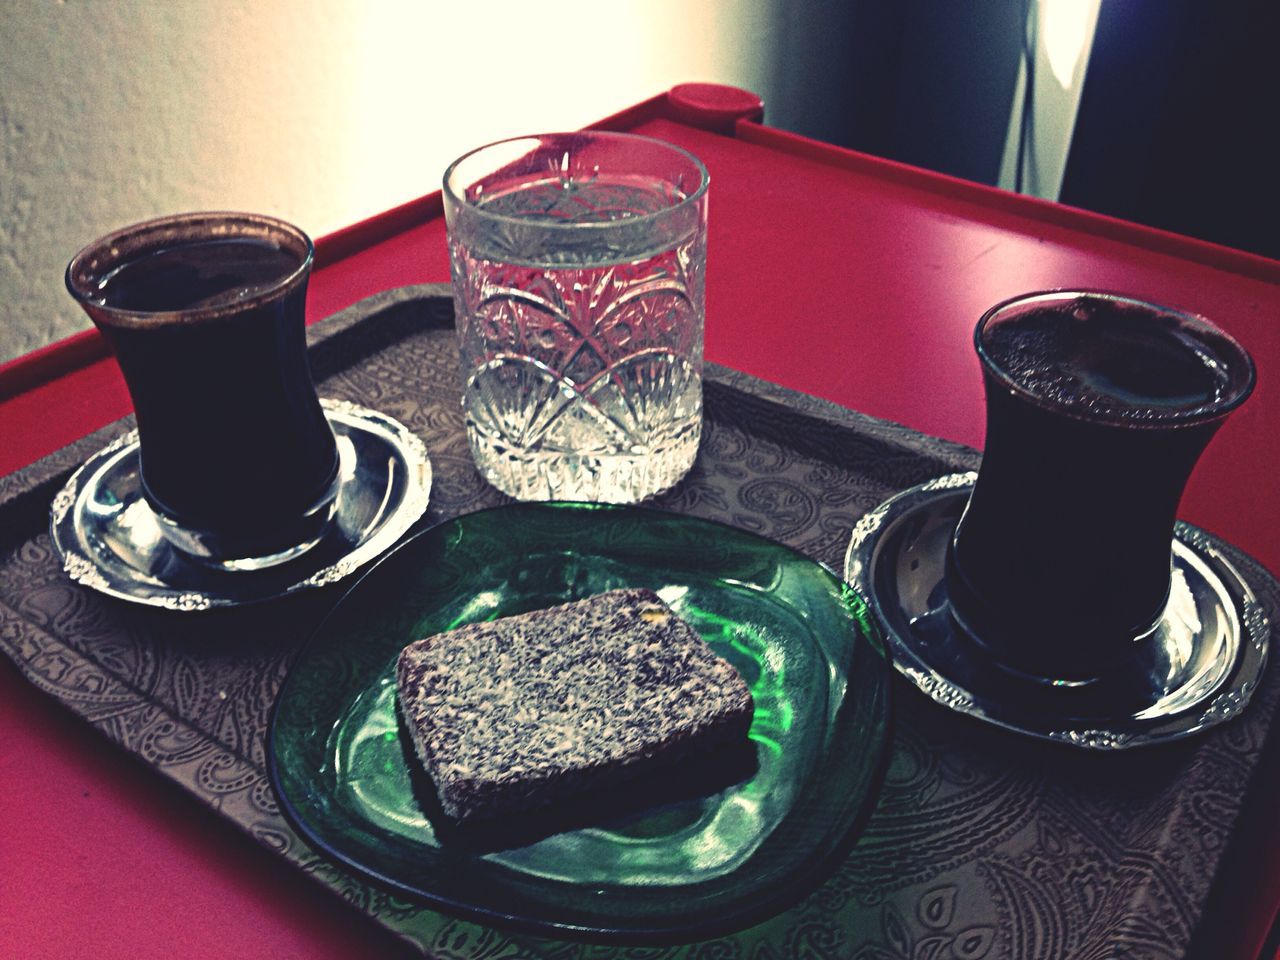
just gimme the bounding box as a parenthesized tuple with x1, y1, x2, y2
(2, 84, 1277, 960)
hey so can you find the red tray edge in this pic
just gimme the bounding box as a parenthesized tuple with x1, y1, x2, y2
(734, 120, 1280, 286)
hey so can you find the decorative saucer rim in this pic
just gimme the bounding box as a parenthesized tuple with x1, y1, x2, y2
(844, 472, 1270, 750)
(48, 398, 432, 611)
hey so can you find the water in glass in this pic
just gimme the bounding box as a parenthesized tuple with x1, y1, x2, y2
(449, 173, 705, 502)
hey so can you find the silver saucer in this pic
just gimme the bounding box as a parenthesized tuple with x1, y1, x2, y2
(844, 473, 1270, 749)
(49, 399, 432, 611)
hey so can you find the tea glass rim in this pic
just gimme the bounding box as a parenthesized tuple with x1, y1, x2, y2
(65, 211, 315, 328)
(442, 130, 710, 233)
(973, 289, 1257, 429)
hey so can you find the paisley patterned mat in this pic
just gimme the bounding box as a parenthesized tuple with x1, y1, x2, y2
(2, 284, 1277, 959)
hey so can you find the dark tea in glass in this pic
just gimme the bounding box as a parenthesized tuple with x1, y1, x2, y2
(948, 291, 1255, 681)
(66, 212, 339, 569)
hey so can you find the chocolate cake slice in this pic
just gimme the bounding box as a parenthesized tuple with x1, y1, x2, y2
(395, 588, 755, 823)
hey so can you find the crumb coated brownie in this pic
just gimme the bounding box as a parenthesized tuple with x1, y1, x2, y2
(394, 588, 755, 822)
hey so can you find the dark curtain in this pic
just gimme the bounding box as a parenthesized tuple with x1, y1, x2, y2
(765, 0, 1025, 187)
(1061, 0, 1280, 259)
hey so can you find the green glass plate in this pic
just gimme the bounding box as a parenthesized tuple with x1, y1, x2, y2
(268, 503, 891, 944)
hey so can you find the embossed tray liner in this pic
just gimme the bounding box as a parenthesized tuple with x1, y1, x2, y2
(2, 285, 1276, 959)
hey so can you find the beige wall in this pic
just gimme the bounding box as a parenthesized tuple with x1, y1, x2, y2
(0, 0, 780, 364)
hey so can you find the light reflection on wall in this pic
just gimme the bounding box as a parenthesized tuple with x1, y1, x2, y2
(1041, 0, 1099, 89)
(311, 0, 775, 232)
(0, 0, 777, 363)
(997, 0, 1102, 200)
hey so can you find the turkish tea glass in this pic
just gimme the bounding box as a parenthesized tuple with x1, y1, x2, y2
(65, 212, 339, 570)
(947, 291, 1255, 682)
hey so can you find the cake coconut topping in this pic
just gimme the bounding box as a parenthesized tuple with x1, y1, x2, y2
(395, 588, 755, 822)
